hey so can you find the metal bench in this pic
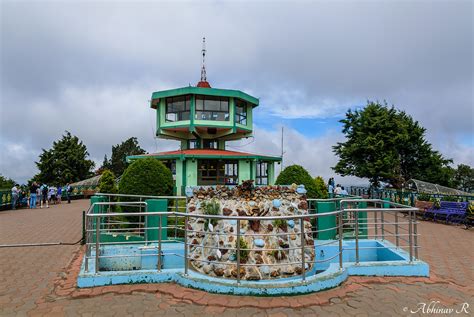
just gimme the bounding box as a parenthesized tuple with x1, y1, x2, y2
(424, 201, 468, 224)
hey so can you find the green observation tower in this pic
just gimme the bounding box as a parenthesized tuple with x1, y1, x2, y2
(127, 38, 282, 195)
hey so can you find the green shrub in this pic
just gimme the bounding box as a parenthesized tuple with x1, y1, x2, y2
(416, 193, 432, 202)
(238, 237, 249, 263)
(275, 165, 322, 198)
(273, 219, 288, 231)
(98, 170, 117, 194)
(314, 176, 329, 198)
(202, 198, 220, 228)
(119, 158, 173, 197)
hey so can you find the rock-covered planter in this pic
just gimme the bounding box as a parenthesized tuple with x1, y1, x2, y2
(185, 181, 315, 280)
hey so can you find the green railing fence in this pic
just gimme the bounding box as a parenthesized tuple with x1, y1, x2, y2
(349, 186, 474, 206)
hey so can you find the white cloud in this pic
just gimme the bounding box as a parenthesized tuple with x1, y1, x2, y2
(1, 1, 472, 184)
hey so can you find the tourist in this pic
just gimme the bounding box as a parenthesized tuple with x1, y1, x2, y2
(57, 186, 62, 204)
(334, 184, 342, 195)
(11, 183, 19, 210)
(340, 186, 348, 196)
(41, 183, 49, 208)
(36, 184, 41, 207)
(29, 182, 38, 209)
(48, 186, 56, 204)
(66, 183, 72, 203)
(328, 180, 334, 198)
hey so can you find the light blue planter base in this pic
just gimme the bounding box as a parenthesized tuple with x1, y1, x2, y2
(77, 239, 429, 296)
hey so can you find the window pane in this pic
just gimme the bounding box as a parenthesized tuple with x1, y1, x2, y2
(196, 97, 204, 110)
(205, 97, 220, 111)
(181, 111, 190, 120)
(221, 99, 229, 111)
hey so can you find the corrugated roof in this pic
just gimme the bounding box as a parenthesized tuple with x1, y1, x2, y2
(406, 179, 471, 196)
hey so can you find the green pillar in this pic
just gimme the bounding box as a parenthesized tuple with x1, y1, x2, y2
(90, 195, 106, 213)
(316, 201, 336, 240)
(383, 198, 391, 209)
(145, 199, 168, 242)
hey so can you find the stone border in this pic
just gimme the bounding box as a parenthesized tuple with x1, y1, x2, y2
(47, 247, 473, 309)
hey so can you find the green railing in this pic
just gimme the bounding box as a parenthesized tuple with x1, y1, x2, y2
(349, 186, 474, 206)
(0, 190, 12, 208)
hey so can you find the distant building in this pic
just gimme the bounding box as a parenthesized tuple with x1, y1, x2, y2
(127, 39, 281, 194)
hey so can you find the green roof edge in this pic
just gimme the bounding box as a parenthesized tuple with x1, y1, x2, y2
(151, 86, 259, 107)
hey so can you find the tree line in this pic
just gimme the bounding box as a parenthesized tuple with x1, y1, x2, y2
(1, 101, 472, 193)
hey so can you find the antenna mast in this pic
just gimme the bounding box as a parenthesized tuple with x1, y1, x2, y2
(201, 37, 207, 82)
(281, 126, 285, 172)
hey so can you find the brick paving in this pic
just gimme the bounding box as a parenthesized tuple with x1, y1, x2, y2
(0, 200, 473, 316)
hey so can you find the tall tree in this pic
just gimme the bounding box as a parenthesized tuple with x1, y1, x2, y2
(453, 164, 474, 193)
(35, 131, 95, 185)
(105, 137, 146, 176)
(0, 174, 16, 189)
(333, 101, 452, 188)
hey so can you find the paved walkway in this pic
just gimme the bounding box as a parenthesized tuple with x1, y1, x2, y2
(0, 200, 473, 316)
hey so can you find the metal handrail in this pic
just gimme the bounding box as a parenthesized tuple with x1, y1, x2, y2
(84, 198, 421, 281)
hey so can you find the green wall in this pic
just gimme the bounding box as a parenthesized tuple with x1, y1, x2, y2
(268, 162, 275, 185)
(175, 159, 183, 195)
(186, 159, 198, 187)
(238, 160, 254, 183)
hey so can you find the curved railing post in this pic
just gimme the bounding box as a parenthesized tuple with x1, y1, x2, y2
(395, 210, 400, 248)
(236, 219, 241, 285)
(174, 197, 178, 240)
(95, 217, 100, 273)
(158, 214, 162, 271)
(414, 215, 418, 259)
(184, 215, 189, 276)
(408, 209, 413, 262)
(355, 209, 359, 265)
(300, 218, 306, 282)
(338, 210, 343, 270)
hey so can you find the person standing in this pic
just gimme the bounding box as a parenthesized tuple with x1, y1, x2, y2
(11, 184, 19, 210)
(328, 180, 334, 198)
(334, 184, 342, 195)
(29, 182, 38, 209)
(56, 186, 62, 204)
(41, 183, 49, 208)
(36, 185, 41, 207)
(66, 183, 72, 204)
(48, 186, 56, 205)
(340, 186, 348, 196)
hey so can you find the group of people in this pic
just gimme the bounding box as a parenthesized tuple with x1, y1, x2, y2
(11, 182, 73, 210)
(327, 177, 349, 196)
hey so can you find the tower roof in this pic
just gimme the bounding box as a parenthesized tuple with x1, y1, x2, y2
(127, 149, 282, 162)
(150, 86, 259, 109)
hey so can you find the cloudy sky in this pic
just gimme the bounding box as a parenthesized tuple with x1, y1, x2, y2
(1, 0, 473, 184)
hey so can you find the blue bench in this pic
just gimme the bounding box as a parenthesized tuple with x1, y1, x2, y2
(424, 201, 468, 224)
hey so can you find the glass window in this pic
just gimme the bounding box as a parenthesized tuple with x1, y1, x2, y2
(189, 140, 199, 149)
(195, 95, 230, 121)
(203, 139, 217, 149)
(198, 160, 238, 185)
(235, 99, 247, 125)
(166, 95, 190, 122)
(256, 161, 268, 185)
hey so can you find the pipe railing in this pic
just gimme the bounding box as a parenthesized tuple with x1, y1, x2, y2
(84, 198, 421, 282)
